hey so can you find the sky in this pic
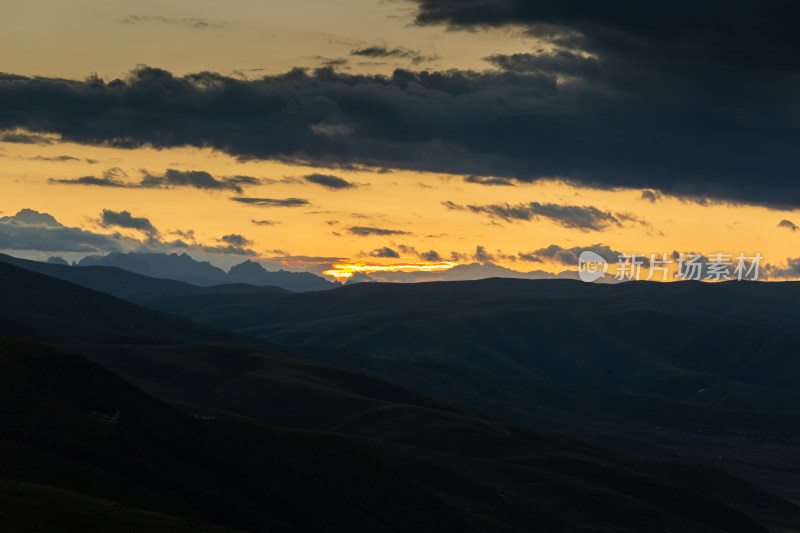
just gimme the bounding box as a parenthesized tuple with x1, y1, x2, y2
(1, 0, 799, 282)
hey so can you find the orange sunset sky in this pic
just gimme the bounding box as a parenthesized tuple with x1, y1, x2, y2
(1, 0, 798, 282)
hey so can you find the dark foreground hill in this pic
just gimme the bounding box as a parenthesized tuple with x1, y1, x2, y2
(0, 337, 475, 533)
(70, 341, 800, 532)
(144, 278, 800, 502)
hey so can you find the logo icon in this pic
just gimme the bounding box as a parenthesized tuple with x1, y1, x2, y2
(578, 251, 608, 282)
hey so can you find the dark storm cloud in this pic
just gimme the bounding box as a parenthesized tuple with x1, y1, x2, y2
(2, 51, 800, 206)
(347, 226, 410, 236)
(304, 173, 357, 189)
(100, 209, 158, 236)
(411, 0, 800, 75)
(443, 200, 643, 231)
(232, 197, 310, 207)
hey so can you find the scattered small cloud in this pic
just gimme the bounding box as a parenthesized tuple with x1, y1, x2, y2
(219, 233, 252, 247)
(347, 226, 411, 236)
(252, 219, 280, 226)
(641, 189, 663, 203)
(778, 219, 799, 231)
(420, 250, 442, 261)
(200, 233, 256, 255)
(116, 15, 224, 29)
(29, 155, 80, 163)
(99, 209, 158, 237)
(314, 57, 349, 68)
(473, 245, 494, 262)
(50, 175, 126, 187)
(304, 173, 357, 190)
(141, 169, 259, 193)
(50, 167, 261, 193)
(464, 175, 515, 186)
(369, 247, 400, 258)
(350, 43, 438, 64)
(231, 197, 310, 207)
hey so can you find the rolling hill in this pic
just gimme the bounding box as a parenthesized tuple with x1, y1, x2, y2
(2, 260, 799, 530)
(0, 337, 474, 532)
(143, 278, 800, 503)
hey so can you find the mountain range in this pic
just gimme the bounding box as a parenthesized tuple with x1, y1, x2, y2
(75, 252, 338, 292)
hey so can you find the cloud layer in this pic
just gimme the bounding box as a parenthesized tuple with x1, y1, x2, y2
(1, 58, 798, 207)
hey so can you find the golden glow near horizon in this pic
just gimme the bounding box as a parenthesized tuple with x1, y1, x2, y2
(323, 261, 458, 281)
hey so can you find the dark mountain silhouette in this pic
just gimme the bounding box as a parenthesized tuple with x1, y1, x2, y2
(227, 259, 336, 292)
(76, 252, 338, 292)
(0, 260, 259, 344)
(144, 278, 800, 505)
(0, 253, 288, 304)
(78, 252, 229, 285)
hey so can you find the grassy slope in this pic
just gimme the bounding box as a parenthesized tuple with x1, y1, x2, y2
(143, 279, 800, 502)
(72, 341, 800, 533)
(0, 480, 242, 532)
(0, 337, 475, 533)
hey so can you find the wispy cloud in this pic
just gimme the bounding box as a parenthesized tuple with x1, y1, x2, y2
(99, 209, 158, 237)
(116, 15, 225, 29)
(347, 226, 410, 236)
(443, 200, 648, 231)
(232, 197, 310, 207)
(50, 168, 261, 193)
(350, 44, 437, 64)
(304, 173, 358, 190)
